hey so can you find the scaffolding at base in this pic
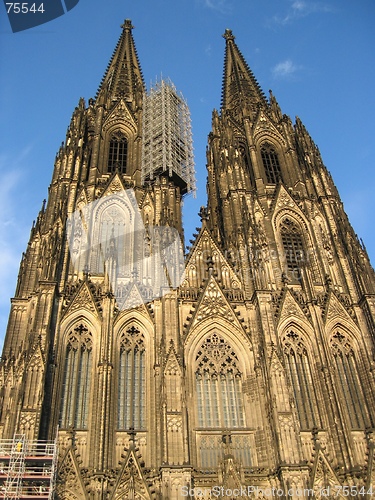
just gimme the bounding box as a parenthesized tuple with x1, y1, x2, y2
(142, 79, 196, 196)
(0, 434, 58, 499)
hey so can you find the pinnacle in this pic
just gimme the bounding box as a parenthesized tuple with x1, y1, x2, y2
(121, 19, 134, 30)
(222, 28, 235, 41)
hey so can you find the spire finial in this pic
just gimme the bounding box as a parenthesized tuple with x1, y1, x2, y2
(223, 28, 235, 41)
(121, 19, 134, 31)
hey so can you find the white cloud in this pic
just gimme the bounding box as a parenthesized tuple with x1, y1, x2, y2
(292, 1, 308, 12)
(272, 59, 299, 78)
(200, 0, 232, 15)
(272, 0, 333, 25)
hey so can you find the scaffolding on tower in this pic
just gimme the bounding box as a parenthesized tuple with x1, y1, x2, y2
(142, 78, 196, 196)
(0, 433, 58, 499)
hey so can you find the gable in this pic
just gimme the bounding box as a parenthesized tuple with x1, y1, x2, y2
(102, 98, 137, 135)
(111, 446, 152, 500)
(62, 281, 100, 318)
(253, 109, 285, 145)
(120, 282, 146, 310)
(191, 276, 238, 328)
(324, 291, 358, 331)
(56, 447, 87, 499)
(277, 289, 312, 329)
(310, 448, 342, 494)
(183, 226, 242, 292)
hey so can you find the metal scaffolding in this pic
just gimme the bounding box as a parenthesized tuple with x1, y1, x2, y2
(142, 78, 195, 195)
(0, 434, 58, 499)
(2, 434, 26, 499)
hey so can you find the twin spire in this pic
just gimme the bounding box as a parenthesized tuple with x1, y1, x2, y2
(96, 20, 267, 117)
(96, 19, 145, 107)
(221, 28, 268, 116)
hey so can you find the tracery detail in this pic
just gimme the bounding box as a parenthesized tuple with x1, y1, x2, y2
(261, 143, 282, 184)
(59, 323, 93, 429)
(118, 326, 146, 430)
(330, 331, 368, 429)
(282, 330, 321, 430)
(280, 218, 305, 282)
(195, 333, 244, 428)
(108, 130, 128, 174)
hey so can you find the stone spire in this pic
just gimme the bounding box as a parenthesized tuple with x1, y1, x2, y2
(221, 29, 267, 118)
(95, 19, 145, 109)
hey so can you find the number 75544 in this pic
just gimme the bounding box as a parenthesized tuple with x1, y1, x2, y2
(6, 3, 45, 14)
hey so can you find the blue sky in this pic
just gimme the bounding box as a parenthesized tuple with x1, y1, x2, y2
(0, 0, 374, 348)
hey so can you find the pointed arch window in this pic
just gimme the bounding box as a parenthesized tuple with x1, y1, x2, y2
(118, 326, 146, 431)
(88, 199, 135, 278)
(261, 143, 283, 184)
(195, 333, 244, 429)
(282, 330, 321, 430)
(108, 131, 128, 174)
(280, 218, 305, 282)
(330, 332, 368, 429)
(59, 324, 93, 429)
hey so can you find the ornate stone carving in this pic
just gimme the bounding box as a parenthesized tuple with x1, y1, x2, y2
(310, 449, 341, 492)
(56, 449, 86, 499)
(278, 290, 310, 326)
(113, 450, 152, 499)
(102, 99, 137, 134)
(276, 187, 295, 208)
(325, 292, 354, 326)
(195, 332, 241, 376)
(63, 283, 98, 316)
(167, 415, 182, 432)
(194, 278, 235, 324)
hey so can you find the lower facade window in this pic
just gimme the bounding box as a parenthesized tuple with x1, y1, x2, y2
(118, 326, 146, 431)
(59, 324, 93, 429)
(283, 330, 322, 430)
(330, 331, 368, 429)
(195, 333, 245, 429)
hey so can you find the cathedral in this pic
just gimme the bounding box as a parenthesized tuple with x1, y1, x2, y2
(1, 19, 375, 499)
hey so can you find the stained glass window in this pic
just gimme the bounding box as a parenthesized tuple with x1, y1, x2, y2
(195, 333, 244, 428)
(108, 131, 128, 174)
(118, 326, 146, 430)
(282, 330, 321, 430)
(60, 323, 93, 429)
(261, 143, 282, 184)
(330, 331, 368, 429)
(280, 218, 305, 281)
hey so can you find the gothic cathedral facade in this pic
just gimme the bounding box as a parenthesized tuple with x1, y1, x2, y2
(1, 20, 375, 499)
